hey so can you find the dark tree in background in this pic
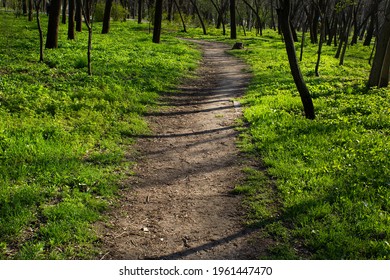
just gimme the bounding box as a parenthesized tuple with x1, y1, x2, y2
(173, 0, 187, 32)
(138, 0, 143, 24)
(153, 0, 163, 43)
(75, 0, 82, 32)
(277, 0, 315, 120)
(368, 1, 390, 88)
(68, 0, 75, 39)
(45, 0, 62, 49)
(189, 0, 207, 35)
(62, 0, 67, 24)
(230, 0, 237, 39)
(28, 0, 33, 21)
(33, 0, 44, 62)
(102, 0, 113, 34)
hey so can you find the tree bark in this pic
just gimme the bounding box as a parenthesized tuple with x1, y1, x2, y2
(189, 0, 207, 35)
(368, 3, 390, 88)
(339, 7, 353, 66)
(45, 0, 62, 49)
(277, 0, 315, 120)
(62, 0, 67, 24)
(34, 0, 44, 62)
(137, 0, 143, 23)
(152, 0, 163, 43)
(230, 0, 236, 39)
(28, 0, 33, 21)
(81, 0, 93, 75)
(102, 0, 113, 34)
(75, 0, 82, 32)
(173, 0, 186, 32)
(68, 0, 75, 39)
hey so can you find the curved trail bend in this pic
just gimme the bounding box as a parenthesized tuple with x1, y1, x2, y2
(100, 40, 267, 259)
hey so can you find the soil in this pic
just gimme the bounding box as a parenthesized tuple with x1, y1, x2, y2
(98, 40, 269, 260)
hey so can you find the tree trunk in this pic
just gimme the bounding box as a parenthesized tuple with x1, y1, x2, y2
(167, 0, 173, 21)
(310, 7, 319, 44)
(102, 0, 113, 34)
(315, 8, 326, 77)
(137, 0, 142, 23)
(23, 0, 27, 14)
(81, 0, 93, 75)
(339, 8, 353, 66)
(67, 0, 75, 39)
(75, 0, 82, 32)
(327, 11, 338, 46)
(189, 0, 207, 35)
(242, 0, 261, 36)
(364, 16, 375, 46)
(300, 21, 307, 62)
(210, 0, 225, 35)
(45, 0, 62, 49)
(270, 0, 276, 30)
(173, 0, 186, 32)
(277, 0, 315, 120)
(230, 0, 236, 39)
(62, 0, 67, 24)
(34, 0, 44, 62)
(28, 0, 33, 21)
(368, 3, 390, 88)
(152, 0, 163, 43)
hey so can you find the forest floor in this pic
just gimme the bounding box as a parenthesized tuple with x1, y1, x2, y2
(98, 40, 269, 260)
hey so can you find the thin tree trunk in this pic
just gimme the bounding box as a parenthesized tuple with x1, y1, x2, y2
(339, 8, 353, 66)
(45, 0, 62, 49)
(210, 0, 225, 35)
(62, 0, 67, 24)
(102, 0, 113, 34)
(34, 0, 44, 62)
(152, 0, 163, 43)
(315, 13, 326, 76)
(189, 0, 207, 35)
(167, 0, 173, 21)
(28, 0, 33, 21)
(364, 16, 375, 46)
(277, 0, 315, 120)
(300, 21, 307, 61)
(75, 0, 82, 32)
(270, 0, 276, 30)
(67, 0, 75, 39)
(137, 0, 142, 23)
(173, 0, 186, 32)
(230, 0, 236, 39)
(81, 0, 94, 75)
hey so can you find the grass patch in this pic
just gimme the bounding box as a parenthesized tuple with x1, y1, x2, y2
(0, 13, 200, 259)
(233, 30, 389, 259)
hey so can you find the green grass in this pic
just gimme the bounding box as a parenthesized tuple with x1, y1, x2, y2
(0, 12, 200, 259)
(231, 31, 390, 259)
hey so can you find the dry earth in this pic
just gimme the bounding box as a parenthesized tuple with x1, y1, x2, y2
(99, 40, 269, 260)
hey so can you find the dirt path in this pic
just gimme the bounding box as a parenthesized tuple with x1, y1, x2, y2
(99, 40, 267, 260)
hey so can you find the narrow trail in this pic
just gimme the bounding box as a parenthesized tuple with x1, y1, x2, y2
(100, 40, 268, 260)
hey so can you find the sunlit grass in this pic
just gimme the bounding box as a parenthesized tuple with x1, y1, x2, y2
(231, 30, 390, 259)
(0, 12, 200, 259)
